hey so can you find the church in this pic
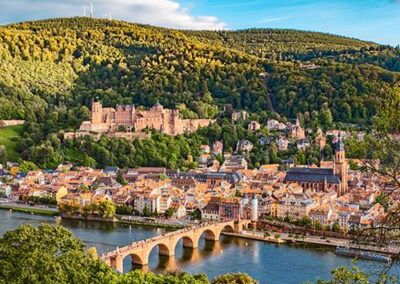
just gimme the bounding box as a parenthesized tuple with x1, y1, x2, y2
(80, 101, 215, 136)
(284, 132, 348, 196)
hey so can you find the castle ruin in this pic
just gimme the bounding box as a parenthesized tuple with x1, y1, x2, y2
(79, 101, 215, 136)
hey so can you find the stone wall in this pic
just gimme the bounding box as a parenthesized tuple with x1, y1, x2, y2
(0, 120, 25, 128)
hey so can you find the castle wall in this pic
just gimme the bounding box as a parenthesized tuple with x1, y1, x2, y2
(83, 102, 214, 136)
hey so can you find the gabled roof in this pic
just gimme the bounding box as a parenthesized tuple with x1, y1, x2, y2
(284, 167, 340, 184)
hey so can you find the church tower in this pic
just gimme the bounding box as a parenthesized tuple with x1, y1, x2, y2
(334, 131, 348, 195)
(91, 100, 103, 124)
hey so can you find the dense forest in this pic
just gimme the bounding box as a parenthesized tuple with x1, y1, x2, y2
(0, 17, 399, 168)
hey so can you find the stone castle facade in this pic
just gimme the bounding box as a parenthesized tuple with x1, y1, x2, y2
(79, 101, 215, 136)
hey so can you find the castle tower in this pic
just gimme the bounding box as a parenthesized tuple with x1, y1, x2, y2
(334, 131, 347, 195)
(91, 101, 103, 124)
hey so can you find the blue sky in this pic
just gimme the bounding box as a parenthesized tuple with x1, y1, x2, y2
(1, 0, 400, 46)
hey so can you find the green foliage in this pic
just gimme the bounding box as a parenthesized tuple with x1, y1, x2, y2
(0, 224, 259, 284)
(0, 224, 114, 284)
(1, 17, 399, 168)
(26, 195, 57, 206)
(97, 200, 116, 218)
(0, 145, 6, 166)
(116, 172, 128, 185)
(0, 126, 22, 161)
(295, 216, 312, 228)
(116, 205, 133, 215)
(164, 207, 175, 218)
(211, 273, 258, 284)
(18, 160, 38, 173)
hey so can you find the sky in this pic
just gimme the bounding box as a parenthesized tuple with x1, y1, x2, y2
(1, 0, 400, 46)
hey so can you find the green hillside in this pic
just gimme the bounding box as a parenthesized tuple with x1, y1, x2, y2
(0, 17, 399, 168)
(1, 17, 399, 122)
(0, 125, 23, 161)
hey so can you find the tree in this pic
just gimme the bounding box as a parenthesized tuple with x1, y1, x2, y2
(97, 200, 116, 218)
(18, 161, 38, 173)
(142, 206, 152, 217)
(164, 207, 175, 219)
(314, 221, 323, 230)
(116, 205, 133, 215)
(353, 86, 400, 261)
(116, 173, 127, 185)
(211, 273, 258, 284)
(0, 145, 6, 166)
(0, 224, 114, 284)
(332, 221, 341, 233)
(317, 264, 396, 284)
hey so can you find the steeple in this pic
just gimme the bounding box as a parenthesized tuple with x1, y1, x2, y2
(336, 130, 345, 152)
(334, 130, 347, 195)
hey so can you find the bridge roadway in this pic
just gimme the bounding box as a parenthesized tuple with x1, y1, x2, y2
(101, 219, 251, 273)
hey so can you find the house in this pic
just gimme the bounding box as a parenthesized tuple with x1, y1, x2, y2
(104, 167, 119, 176)
(212, 141, 224, 156)
(236, 140, 253, 153)
(259, 136, 273, 146)
(259, 164, 280, 173)
(200, 145, 211, 154)
(159, 196, 173, 214)
(0, 184, 12, 197)
(170, 201, 187, 219)
(248, 121, 261, 132)
(220, 155, 248, 172)
(232, 111, 248, 122)
(309, 204, 333, 226)
(267, 119, 286, 131)
(277, 190, 317, 220)
(219, 197, 242, 220)
(287, 118, 305, 140)
(144, 194, 161, 214)
(277, 136, 289, 151)
(201, 197, 221, 221)
(296, 138, 310, 150)
(315, 131, 326, 150)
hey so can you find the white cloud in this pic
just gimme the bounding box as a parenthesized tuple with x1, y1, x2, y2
(1, 0, 227, 30)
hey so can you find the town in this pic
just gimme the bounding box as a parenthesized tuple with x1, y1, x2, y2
(1, 119, 396, 247)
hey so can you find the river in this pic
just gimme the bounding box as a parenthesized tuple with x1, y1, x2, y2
(0, 210, 396, 284)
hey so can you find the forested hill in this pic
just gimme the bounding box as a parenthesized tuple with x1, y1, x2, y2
(1, 17, 400, 125)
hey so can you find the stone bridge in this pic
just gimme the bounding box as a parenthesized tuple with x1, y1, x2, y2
(101, 219, 251, 273)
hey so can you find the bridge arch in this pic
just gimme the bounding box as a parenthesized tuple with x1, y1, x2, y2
(148, 241, 172, 257)
(174, 235, 198, 250)
(123, 252, 145, 266)
(221, 224, 235, 233)
(201, 229, 219, 241)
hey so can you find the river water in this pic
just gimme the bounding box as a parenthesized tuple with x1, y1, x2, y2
(0, 210, 396, 284)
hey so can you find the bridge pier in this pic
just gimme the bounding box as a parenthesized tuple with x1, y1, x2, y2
(111, 255, 124, 273)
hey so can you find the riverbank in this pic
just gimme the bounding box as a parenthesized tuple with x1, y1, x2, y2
(0, 204, 59, 216)
(61, 214, 185, 230)
(222, 231, 285, 244)
(224, 230, 400, 258)
(118, 219, 184, 230)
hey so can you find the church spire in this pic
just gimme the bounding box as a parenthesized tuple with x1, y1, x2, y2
(336, 130, 345, 152)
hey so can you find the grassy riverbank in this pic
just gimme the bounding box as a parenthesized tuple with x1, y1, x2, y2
(0, 204, 59, 216)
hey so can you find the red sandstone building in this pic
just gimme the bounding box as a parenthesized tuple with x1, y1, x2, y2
(80, 101, 215, 136)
